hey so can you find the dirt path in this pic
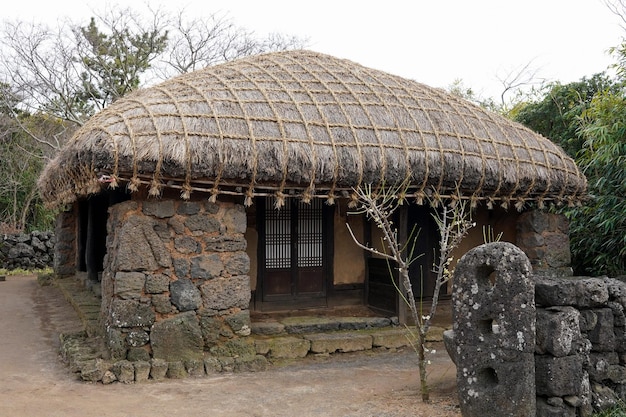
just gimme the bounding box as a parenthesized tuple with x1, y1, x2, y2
(0, 275, 460, 417)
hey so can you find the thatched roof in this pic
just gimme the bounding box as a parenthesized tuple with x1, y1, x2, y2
(39, 50, 586, 209)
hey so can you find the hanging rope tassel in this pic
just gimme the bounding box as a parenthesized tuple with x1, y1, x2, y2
(274, 191, 286, 209)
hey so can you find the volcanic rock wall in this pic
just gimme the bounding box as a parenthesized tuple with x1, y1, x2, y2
(101, 199, 263, 374)
(535, 275, 626, 416)
(0, 231, 55, 270)
(448, 248, 626, 417)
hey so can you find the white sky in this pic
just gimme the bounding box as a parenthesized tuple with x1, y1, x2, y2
(4, 0, 624, 100)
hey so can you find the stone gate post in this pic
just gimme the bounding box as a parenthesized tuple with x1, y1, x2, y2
(451, 242, 536, 417)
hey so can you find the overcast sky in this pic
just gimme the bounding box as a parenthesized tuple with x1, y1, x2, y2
(4, 0, 624, 100)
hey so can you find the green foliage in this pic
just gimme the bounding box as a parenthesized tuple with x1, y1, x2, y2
(610, 39, 626, 82)
(0, 267, 53, 276)
(512, 73, 626, 276)
(77, 17, 168, 109)
(513, 73, 618, 158)
(0, 121, 55, 232)
(565, 90, 626, 276)
(0, 82, 23, 115)
(447, 79, 498, 112)
(0, 84, 59, 232)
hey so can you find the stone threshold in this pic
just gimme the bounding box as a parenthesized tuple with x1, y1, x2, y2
(52, 275, 446, 384)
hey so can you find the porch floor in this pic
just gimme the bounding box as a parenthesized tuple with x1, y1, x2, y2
(251, 298, 453, 324)
(52, 274, 451, 378)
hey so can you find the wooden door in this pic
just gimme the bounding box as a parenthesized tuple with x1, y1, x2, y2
(259, 198, 328, 308)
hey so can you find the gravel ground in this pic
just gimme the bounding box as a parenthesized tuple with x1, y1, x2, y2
(0, 275, 460, 417)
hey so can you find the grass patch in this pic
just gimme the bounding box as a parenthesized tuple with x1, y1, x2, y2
(0, 267, 53, 276)
(594, 402, 626, 417)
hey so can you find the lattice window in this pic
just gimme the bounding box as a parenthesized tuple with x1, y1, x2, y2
(264, 198, 291, 269)
(264, 198, 323, 269)
(297, 199, 323, 268)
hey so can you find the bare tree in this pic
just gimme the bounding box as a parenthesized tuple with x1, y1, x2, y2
(495, 60, 546, 113)
(346, 184, 474, 402)
(0, 5, 307, 231)
(0, 113, 52, 231)
(447, 78, 498, 112)
(447, 61, 546, 116)
(603, 0, 626, 82)
(0, 21, 85, 152)
(0, 6, 170, 128)
(0, 5, 307, 126)
(157, 10, 307, 78)
(605, 0, 626, 29)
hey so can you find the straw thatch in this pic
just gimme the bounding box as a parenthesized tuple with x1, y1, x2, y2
(38, 50, 586, 209)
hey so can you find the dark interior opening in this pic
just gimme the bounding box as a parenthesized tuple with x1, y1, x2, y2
(407, 203, 440, 300)
(366, 203, 440, 315)
(478, 317, 500, 334)
(77, 188, 130, 283)
(477, 264, 497, 289)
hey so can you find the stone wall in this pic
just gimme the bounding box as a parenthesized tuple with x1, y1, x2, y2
(517, 211, 572, 277)
(535, 275, 626, 416)
(446, 235, 626, 416)
(0, 230, 55, 270)
(54, 209, 77, 277)
(101, 199, 263, 373)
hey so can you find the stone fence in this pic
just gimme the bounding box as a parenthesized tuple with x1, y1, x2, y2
(446, 241, 626, 417)
(535, 275, 626, 416)
(0, 231, 55, 270)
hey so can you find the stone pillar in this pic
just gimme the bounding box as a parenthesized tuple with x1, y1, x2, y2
(516, 211, 572, 277)
(54, 207, 77, 277)
(451, 242, 536, 417)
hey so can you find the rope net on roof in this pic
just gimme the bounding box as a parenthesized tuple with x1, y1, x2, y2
(38, 50, 587, 210)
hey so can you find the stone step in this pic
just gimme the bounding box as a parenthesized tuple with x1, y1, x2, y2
(251, 321, 285, 336)
(372, 328, 414, 349)
(54, 278, 103, 337)
(255, 336, 311, 359)
(252, 326, 446, 359)
(52, 274, 450, 382)
(306, 332, 373, 354)
(280, 316, 392, 334)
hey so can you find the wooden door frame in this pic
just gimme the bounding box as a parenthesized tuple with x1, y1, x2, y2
(255, 197, 334, 311)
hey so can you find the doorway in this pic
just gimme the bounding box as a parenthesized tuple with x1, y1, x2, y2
(366, 203, 440, 315)
(257, 197, 333, 310)
(77, 189, 130, 287)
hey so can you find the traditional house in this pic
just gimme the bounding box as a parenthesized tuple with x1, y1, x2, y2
(38, 50, 586, 362)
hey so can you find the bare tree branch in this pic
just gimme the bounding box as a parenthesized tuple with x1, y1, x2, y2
(496, 60, 545, 111)
(346, 184, 474, 402)
(605, 0, 626, 30)
(0, 4, 307, 231)
(0, 20, 87, 125)
(157, 9, 308, 79)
